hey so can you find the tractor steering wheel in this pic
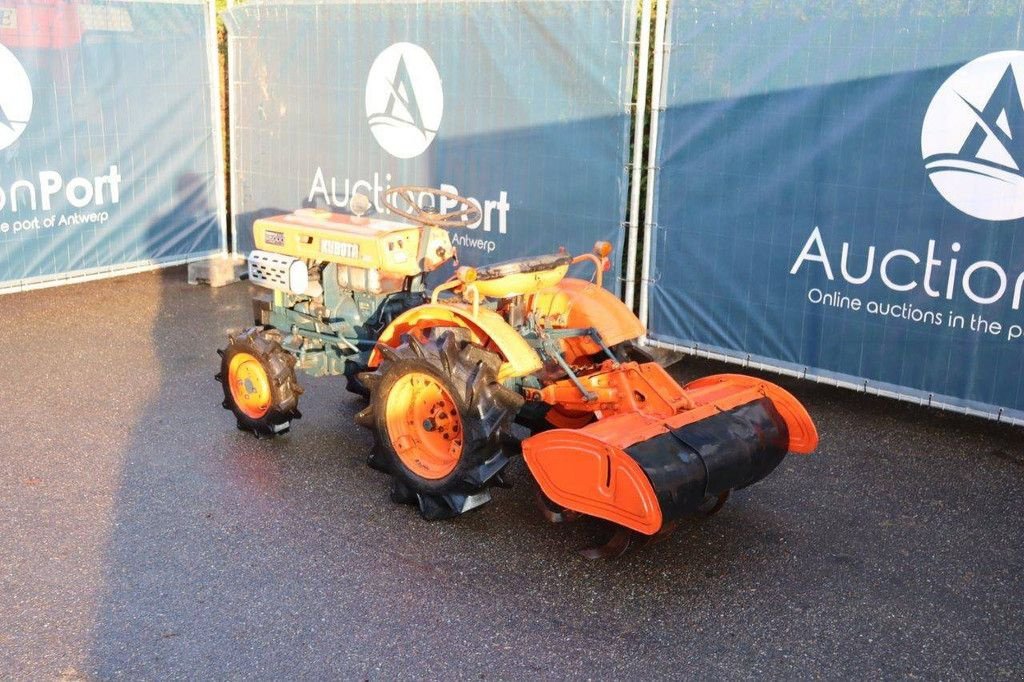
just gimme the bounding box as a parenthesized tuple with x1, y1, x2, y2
(381, 185, 482, 229)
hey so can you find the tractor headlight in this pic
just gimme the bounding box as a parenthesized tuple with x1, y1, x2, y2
(287, 259, 310, 295)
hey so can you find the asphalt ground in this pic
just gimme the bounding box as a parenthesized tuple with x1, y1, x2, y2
(1, 267, 1022, 680)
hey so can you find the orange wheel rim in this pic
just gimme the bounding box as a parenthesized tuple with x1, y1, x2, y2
(228, 352, 272, 419)
(384, 371, 463, 480)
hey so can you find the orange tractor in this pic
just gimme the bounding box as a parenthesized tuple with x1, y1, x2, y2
(218, 186, 818, 556)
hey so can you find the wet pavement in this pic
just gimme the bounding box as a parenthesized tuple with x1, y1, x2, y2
(1, 267, 1022, 680)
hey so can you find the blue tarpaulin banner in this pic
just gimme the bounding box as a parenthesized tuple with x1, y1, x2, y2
(647, 2, 1024, 422)
(225, 0, 636, 290)
(0, 0, 224, 292)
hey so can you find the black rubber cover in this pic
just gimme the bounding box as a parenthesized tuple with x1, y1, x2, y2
(625, 397, 790, 522)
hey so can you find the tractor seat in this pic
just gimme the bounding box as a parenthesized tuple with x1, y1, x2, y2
(470, 253, 573, 298)
(475, 253, 573, 281)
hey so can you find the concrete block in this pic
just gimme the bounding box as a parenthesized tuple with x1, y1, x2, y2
(188, 254, 247, 287)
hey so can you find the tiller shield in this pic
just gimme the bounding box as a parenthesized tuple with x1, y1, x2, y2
(521, 365, 818, 535)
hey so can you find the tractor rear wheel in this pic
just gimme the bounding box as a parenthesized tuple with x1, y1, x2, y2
(217, 327, 302, 437)
(359, 330, 522, 520)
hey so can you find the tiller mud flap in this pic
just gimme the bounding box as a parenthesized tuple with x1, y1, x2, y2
(521, 368, 818, 535)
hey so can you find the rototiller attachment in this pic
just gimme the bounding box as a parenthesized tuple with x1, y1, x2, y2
(522, 367, 816, 554)
(218, 185, 819, 556)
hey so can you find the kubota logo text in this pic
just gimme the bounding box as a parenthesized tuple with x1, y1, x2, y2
(0, 43, 32, 151)
(922, 51, 1024, 222)
(365, 42, 443, 159)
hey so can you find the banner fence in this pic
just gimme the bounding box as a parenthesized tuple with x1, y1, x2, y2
(642, 1, 1024, 425)
(0, 0, 226, 293)
(224, 0, 641, 293)
(5, 0, 1022, 426)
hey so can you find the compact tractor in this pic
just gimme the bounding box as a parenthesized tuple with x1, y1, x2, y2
(217, 186, 818, 556)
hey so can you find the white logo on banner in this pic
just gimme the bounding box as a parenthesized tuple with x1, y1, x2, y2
(0, 44, 33, 151)
(365, 42, 443, 159)
(922, 51, 1024, 222)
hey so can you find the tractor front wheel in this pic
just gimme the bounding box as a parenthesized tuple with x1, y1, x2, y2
(359, 330, 522, 520)
(217, 327, 302, 437)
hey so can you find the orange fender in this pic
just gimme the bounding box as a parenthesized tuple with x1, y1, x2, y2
(528, 278, 644, 361)
(370, 303, 542, 381)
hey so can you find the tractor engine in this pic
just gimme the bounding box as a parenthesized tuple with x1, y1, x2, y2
(239, 208, 452, 378)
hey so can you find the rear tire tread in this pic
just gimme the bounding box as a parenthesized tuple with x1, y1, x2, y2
(361, 330, 523, 520)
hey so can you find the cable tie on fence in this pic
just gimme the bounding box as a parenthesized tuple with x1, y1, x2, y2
(639, 272, 662, 285)
(861, 380, 869, 393)
(997, 408, 1004, 422)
